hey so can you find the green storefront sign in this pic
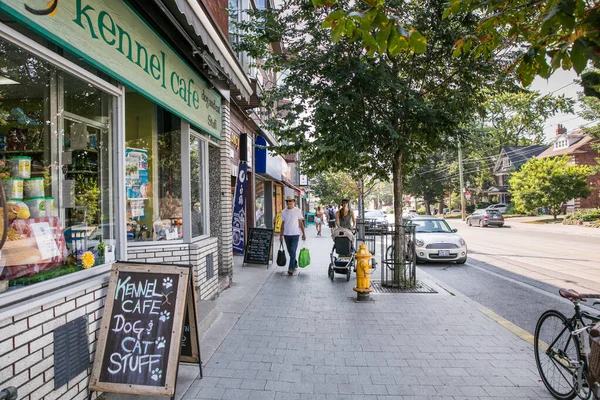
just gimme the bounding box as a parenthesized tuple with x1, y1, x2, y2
(1, 0, 222, 138)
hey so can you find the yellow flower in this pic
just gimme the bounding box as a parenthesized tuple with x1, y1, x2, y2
(81, 251, 95, 269)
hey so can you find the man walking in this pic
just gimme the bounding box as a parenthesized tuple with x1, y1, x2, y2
(280, 195, 306, 276)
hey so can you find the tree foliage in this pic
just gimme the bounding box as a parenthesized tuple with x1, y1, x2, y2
(405, 153, 452, 214)
(311, 172, 360, 206)
(509, 156, 592, 219)
(235, 0, 506, 223)
(447, 0, 600, 86)
(481, 92, 574, 146)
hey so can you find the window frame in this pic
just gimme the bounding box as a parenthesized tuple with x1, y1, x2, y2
(188, 128, 211, 242)
(0, 21, 124, 308)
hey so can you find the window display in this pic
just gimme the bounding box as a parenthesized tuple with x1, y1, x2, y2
(255, 179, 265, 227)
(0, 37, 116, 291)
(126, 93, 182, 242)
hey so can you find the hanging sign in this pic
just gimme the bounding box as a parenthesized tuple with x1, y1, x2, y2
(2, 0, 221, 138)
(232, 162, 248, 254)
(89, 262, 201, 397)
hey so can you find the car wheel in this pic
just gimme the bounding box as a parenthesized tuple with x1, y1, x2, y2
(479, 220, 484, 228)
(456, 257, 467, 264)
(416, 257, 425, 265)
(467, 219, 472, 226)
(498, 224, 504, 228)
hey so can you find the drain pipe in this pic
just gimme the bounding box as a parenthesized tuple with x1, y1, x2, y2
(0, 387, 17, 400)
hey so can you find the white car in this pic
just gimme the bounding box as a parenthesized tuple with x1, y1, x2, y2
(411, 217, 467, 264)
(486, 203, 507, 214)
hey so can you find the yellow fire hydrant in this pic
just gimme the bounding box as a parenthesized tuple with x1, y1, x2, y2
(353, 243, 373, 301)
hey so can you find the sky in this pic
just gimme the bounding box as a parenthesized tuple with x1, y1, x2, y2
(530, 68, 589, 143)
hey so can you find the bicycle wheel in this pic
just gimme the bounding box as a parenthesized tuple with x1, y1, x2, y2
(534, 310, 580, 400)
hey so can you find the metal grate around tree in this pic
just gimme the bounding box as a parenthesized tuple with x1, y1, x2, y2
(377, 224, 417, 289)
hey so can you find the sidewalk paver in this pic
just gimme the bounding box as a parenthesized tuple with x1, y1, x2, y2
(182, 224, 553, 400)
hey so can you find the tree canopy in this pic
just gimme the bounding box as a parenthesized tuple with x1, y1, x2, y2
(318, 0, 599, 86)
(235, 0, 507, 224)
(509, 156, 592, 219)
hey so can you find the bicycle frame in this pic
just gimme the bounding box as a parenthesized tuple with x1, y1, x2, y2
(546, 300, 600, 399)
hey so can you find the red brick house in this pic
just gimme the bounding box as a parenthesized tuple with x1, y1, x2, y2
(537, 125, 600, 211)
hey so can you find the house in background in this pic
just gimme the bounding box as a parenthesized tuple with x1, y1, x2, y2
(486, 145, 549, 203)
(537, 125, 600, 212)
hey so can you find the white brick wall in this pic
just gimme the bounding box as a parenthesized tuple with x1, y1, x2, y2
(220, 101, 234, 279)
(0, 282, 107, 400)
(127, 239, 220, 301)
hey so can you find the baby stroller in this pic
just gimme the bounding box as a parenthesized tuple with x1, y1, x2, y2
(328, 228, 356, 281)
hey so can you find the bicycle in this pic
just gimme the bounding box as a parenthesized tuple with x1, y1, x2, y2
(534, 288, 600, 400)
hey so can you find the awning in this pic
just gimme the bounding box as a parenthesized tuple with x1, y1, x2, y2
(170, 0, 253, 101)
(282, 180, 305, 196)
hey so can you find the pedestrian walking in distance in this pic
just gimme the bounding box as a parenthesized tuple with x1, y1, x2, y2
(280, 196, 306, 275)
(315, 206, 324, 236)
(327, 204, 337, 230)
(336, 199, 356, 230)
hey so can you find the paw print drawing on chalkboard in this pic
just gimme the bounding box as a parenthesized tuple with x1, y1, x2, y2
(151, 368, 163, 382)
(159, 310, 170, 322)
(155, 336, 166, 349)
(163, 277, 173, 289)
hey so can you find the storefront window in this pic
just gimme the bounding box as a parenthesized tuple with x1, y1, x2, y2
(190, 133, 209, 237)
(0, 37, 116, 291)
(255, 179, 265, 227)
(126, 93, 182, 242)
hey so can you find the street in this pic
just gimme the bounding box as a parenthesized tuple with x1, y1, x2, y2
(421, 217, 600, 336)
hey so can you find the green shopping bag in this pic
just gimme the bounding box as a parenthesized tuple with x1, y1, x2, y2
(298, 247, 310, 268)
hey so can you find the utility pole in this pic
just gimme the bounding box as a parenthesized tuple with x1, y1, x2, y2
(458, 141, 466, 221)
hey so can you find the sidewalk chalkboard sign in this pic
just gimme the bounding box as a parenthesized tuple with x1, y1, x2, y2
(89, 262, 201, 398)
(243, 228, 273, 267)
(180, 288, 200, 363)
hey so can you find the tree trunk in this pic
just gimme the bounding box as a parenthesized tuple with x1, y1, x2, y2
(424, 200, 431, 215)
(392, 152, 406, 287)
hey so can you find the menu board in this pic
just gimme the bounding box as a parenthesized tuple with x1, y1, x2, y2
(243, 228, 273, 266)
(180, 288, 200, 363)
(89, 263, 199, 397)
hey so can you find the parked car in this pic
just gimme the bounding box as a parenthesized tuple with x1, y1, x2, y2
(403, 209, 418, 217)
(410, 217, 467, 264)
(444, 209, 462, 218)
(363, 210, 388, 233)
(466, 209, 504, 227)
(486, 203, 507, 214)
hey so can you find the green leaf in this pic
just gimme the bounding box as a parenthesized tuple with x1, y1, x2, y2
(571, 39, 587, 74)
(517, 60, 536, 87)
(376, 23, 393, 53)
(409, 30, 427, 54)
(387, 28, 406, 57)
(323, 9, 346, 28)
(362, 33, 378, 55)
(331, 19, 345, 42)
(442, 8, 451, 20)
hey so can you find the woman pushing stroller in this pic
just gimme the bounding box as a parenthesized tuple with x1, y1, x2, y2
(336, 199, 356, 231)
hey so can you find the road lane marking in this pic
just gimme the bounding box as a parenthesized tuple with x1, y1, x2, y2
(479, 307, 536, 345)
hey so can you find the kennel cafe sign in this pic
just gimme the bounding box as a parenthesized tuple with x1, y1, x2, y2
(2, 0, 222, 139)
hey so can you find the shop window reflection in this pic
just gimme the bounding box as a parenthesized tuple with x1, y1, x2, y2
(0, 37, 116, 292)
(125, 93, 182, 242)
(190, 134, 208, 238)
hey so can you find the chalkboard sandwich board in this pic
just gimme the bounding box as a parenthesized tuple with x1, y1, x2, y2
(89, 262, 200, 398)
(243, 228, 274, 267)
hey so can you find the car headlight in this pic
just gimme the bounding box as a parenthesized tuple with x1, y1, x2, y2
(416, 239, 424, 247)
(459, 239, 466, 246)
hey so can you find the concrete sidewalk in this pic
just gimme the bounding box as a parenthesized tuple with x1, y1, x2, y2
(173, 223, 552, 400)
